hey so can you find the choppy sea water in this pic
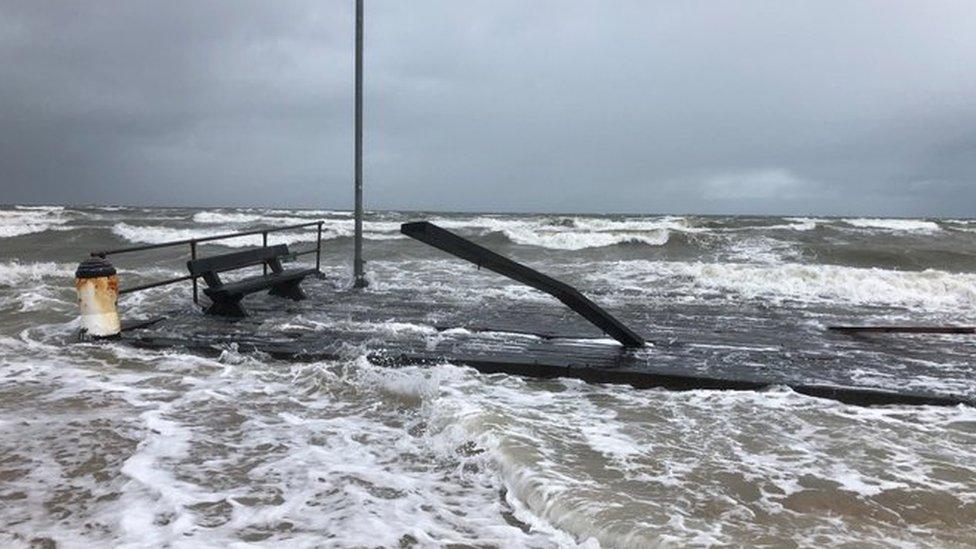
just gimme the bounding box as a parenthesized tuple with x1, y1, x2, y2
(1, 204, 975, 547)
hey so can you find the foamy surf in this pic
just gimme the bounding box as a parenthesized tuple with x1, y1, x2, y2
(0, 207, 71, 238)
(842, 218, 942, 232)
(2, 205, 976, 547)
(111, 222, 317, 247)
(502, 227, 671, 250)
(0, 261, 74, 284)
(588, 260, 976, 311)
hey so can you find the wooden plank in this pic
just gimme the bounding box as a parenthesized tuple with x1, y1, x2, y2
(116, 281, 976, 409)
(829, 326, 976, 334)
(124, 329, 975, 408)
(401, 221, 646, 347)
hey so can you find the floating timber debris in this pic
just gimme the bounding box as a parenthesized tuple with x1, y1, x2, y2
(829, 326, 976, 334)
(401, 221, 645, 347)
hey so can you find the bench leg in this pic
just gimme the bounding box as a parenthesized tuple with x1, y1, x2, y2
(205, 297, 248, 317)
(268, 279, 306, 301)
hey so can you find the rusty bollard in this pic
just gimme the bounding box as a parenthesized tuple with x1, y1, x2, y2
(75, 257, 121, 339)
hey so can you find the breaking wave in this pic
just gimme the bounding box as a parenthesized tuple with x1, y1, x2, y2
(842, 218, 941, 232)
(592, 260, 976, 310)
(423, 215, 688, 250)
(0, 261, 73, 285)
(502, 228, 670, 250)
(0, 207, 70, 238)
(111, 222, 314, 247)
(13, 205, 65, 212)
(191, 211, 266, 224)
(4, 205, 976, 546)
(111, 220, 406, 247)
(99, 211, 970, 253)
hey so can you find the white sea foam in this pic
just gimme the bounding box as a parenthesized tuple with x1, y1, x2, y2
(0, 261, 73, 285)
(590, 260, 976, 310)
(111, 222, 313, 247)
(0, 207, 70, 238)
(191, 210, 332, 227)
(503, 227, 670, 249)
(6, 206, 976, 547)
(372, 255, 976, 313)
(842, 218, 941, 232)
(91, 205, 129, 212)
(254, 208, 354, 218)
(723, 236, 799, 264)
(458, 380, 976, 547)
(13, 205, 65, 212)
(941, 219, 976, 233)
(109, 213, 960, 251)
(88, 355, 573, 547)
(0, 224, 52, 238)
(191, 211, 265, 224)
(427, 215, 686, 249)
(781, 217, 825, 231)
(566, 216, 695, 234)
(2, 320, 975, 547)
(429, 214, 825, 249)
(112, 219, 407, 246)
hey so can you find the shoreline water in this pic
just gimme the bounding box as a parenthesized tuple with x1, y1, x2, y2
(1, 204, 975, 546)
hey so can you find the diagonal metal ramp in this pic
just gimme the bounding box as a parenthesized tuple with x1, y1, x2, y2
(401, 221, 646, 347)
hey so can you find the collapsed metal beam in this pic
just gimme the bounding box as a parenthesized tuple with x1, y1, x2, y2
(401, 221, 646, 347)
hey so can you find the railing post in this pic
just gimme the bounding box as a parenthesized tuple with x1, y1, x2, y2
(262, 231, 268, 275)
(190, 241, 198, 304)
(316, 222, 323, 272)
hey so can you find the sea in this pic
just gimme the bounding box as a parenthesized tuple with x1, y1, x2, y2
(1, 204, 975, 547)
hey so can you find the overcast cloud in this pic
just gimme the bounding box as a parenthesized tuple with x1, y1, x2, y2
(1, 0, 974, 216)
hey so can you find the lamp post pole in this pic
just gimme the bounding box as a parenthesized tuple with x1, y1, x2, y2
(353, 0, 368, 288)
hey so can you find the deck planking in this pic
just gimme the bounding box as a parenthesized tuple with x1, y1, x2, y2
(120, 276, 976, 407)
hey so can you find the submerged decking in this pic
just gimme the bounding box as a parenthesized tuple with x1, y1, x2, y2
(121, 275, 976, 407)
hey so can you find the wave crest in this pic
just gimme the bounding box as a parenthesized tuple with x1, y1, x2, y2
(0, 261, 73, 286)
(503, 228, 670, 250)
(593, 260, 976, 310)
(842, 218, 941, 232)
(0, 207, 70, 238)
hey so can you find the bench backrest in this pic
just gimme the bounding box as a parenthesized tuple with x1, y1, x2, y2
(187, 244, 290, 278)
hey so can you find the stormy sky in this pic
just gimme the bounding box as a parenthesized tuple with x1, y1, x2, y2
(1, 1, 974, 216)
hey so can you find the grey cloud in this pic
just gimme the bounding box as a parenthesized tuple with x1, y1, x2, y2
(1, 0, 974, 216)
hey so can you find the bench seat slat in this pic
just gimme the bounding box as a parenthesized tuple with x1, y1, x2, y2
(204, 268, 317, 298)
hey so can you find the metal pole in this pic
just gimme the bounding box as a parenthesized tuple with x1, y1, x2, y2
(353, 0, 368, 288)
(316, 222, 323, 272)
(190, 241, 198, 304)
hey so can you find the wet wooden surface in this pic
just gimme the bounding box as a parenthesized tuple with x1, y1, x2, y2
(122, 277, 976, 407)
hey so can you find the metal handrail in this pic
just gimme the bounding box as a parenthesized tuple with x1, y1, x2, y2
(91, 221, 323, 257)
(91, 220, 326, 302)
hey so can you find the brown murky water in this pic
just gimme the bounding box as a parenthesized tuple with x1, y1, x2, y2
(1, 204, 975, 547)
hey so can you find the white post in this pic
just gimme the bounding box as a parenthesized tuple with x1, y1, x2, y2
(75, 257, 121, 338)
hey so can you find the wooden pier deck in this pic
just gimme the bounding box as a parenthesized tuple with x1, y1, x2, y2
(121, 276, 976, 407)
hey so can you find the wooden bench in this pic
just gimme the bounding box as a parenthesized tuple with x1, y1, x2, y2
(186, 244, 317, 317)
